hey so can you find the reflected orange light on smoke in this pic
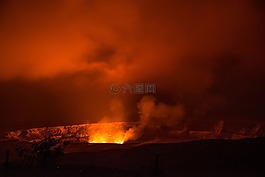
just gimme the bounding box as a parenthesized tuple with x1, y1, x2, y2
(88, 122, 126, 144)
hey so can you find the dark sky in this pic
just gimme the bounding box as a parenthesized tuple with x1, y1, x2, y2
(0, 0, 265, 131)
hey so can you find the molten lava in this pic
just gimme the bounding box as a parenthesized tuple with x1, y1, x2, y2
(88, 122, 126, 144)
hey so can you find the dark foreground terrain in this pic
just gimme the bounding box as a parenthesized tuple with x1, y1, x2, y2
(1, 138, 265, 177)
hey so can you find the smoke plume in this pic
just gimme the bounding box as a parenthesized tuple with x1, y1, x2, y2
(0, 0, 265, 131)
(124, 96, 185, 141)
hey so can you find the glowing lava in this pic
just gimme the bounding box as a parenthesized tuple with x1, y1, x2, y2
(88, 122, 126, 144)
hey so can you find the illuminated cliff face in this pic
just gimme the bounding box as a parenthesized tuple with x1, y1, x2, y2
(4, 120, 263, 143)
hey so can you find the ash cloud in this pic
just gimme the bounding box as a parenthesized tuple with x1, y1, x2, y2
(0, 0, 265, 131)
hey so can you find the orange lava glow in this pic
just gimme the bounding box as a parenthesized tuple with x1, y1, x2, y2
(88, 122, 126, 144)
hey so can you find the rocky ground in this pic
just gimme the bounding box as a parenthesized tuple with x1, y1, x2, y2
(0, 138, 265, 177)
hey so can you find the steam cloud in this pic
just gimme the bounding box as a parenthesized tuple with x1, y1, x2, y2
(124, 96, 185, 141)
(0, 0, 265, 131)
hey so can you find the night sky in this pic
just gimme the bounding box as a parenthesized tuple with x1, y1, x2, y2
(0, 0, 265, 131)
